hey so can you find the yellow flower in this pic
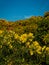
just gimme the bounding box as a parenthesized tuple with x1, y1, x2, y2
(0, 30, 3, 34)
(36, 51, 42, 54)
(7, 42, 10, 45)
(36, 46, 42, 49)
(28, 33, 34, 39)
(36, 46, 42, 54)
(9, 30, 13, 33)
(26, 42, 30, 47)
(14, 33, 19, 39)
(33, 41, 39, 47)
(42, 46, 46, 52)
(30, 50, 33, 55)
(46, 47, 49, 51)
(46, 47, 49, 55)
(20, 34, 27, 43)
(28, 33, 33, 37)
(28, 45, 31, 48)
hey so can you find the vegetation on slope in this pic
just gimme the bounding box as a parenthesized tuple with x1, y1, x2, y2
(0, 12, 49, 65)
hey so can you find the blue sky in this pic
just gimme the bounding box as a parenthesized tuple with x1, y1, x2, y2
(0, 0, 49, 21)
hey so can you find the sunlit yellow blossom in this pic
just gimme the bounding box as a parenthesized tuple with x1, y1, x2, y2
(46, 47, 49, 51)
(28, 45, 31, 48)
(28, 33, 34, 42)
(30, 50, 33, 55)
(37, 46, 42, 51)
(36, 46, 42, 54)
(20, 34, 27, 43)
(0, 30, 3, 34)
(9, 30, 13, 33)
(28, 33, 33, 37)
(42, 46, 46, 52)
(46, 47, 49, 55)
(36, 46, 42, 49)
(33, 41, 39, 47)
(7, 42, 10, 45)
(28, 33, 34, 38)
(26, 42, 30, 47)
(36, 51, 42, 54)
(14, 33, 20, 39)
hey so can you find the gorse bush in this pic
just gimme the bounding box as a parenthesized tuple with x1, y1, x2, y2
(0, 12, 49, 65)
(0, 30, 49, 65)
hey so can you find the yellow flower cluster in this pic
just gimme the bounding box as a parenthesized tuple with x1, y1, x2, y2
(46, 47, 49, 55)
(29, 50, 33, 55)
(20, 34, 27, 43)
(26, 42, 30, 47)
(33, 41, 42, 54)
(14, 33, 34, 43)
(14, 33, 20, 40)
(0, 30, 3, 34)
(0, 30, 49, 56)
(28, 33, 33, 37)
(42, 46, 46, 52)
(33, 41, 39, 47)
(36, 46, 42, 54)
(28, 33, 34, 42)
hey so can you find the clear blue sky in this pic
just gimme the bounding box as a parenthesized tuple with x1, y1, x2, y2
(0, 0, 49, 21)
